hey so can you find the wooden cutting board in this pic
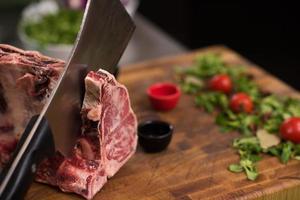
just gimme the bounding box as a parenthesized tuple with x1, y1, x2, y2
(26, 46, 300, 200)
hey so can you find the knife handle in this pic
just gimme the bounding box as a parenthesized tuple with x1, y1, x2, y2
(0, 115, 55, 200)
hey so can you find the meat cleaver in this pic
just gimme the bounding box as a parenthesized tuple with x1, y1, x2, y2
(0, 0, 135, 199)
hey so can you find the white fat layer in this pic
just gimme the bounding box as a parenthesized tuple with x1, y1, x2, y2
(83, 77, 102, 121)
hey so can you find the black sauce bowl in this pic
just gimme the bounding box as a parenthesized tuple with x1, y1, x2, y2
(138, 120, 173, 153)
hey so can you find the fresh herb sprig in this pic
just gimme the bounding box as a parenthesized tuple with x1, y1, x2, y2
(195, 92, 228, 113)
(267, 141, 300, 164)
(228, 137, 262, 180)
(216, 111, 259, 136)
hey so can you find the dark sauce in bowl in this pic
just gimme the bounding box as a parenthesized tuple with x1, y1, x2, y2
(138, 120, 173, 153)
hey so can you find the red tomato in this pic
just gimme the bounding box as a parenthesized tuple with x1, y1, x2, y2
(280, 117, 300, 143)
(209, 74, 232, 94)
(230, 93, 253, 113)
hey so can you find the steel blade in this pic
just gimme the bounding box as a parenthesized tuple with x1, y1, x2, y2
(46, 0, 135, 156)
(27, 0, 134, 157)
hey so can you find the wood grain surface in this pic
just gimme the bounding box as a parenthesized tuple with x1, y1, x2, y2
(26, 46, 300, 200)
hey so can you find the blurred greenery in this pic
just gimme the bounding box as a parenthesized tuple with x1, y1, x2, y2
(23, 9, 83, 44)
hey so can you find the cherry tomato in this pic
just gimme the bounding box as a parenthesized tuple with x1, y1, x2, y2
(209, 74, 232, 94)
(230, 93, 253, 113)
(280, 117, 300, 143)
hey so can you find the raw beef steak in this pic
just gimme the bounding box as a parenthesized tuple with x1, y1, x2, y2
(0, 45, 138, 199)
(36, 70, 137, 199)
(0, 44, 64, 168)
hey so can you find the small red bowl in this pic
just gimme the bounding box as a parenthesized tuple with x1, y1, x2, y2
(147, 82, 181, 111)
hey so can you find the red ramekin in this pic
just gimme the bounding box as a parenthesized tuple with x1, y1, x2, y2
(147, 82, 181, 111)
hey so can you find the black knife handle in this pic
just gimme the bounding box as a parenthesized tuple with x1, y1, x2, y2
(0, 115, 55, 200)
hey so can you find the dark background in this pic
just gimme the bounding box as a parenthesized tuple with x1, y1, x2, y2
(0, 1, 299, 90)
(138, 0, 300, 90)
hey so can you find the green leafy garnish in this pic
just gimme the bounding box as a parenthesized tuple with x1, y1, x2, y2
(228, 160, 258, 181)
(229, 137, 262, 180)
(267, 141, 300, 164)
(180, 76, 204, 94)
(177, 54, 243, 80)
(281, 142, 293, 164)
(228, 164, 243, 173)
(233, 137, 262, 155)
(24, 9, 83, 45)
(233, 76, 260, 101)
(195, 92, 228, 113)
(176, 53, 300, 181)
(240, 159, 259, 181)
(216, 111, 259, 135)
(285, 98, 300, 117)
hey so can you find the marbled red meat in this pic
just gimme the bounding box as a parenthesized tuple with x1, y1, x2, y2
(0, 45, 138, 199)
(0, 44, 63, 168)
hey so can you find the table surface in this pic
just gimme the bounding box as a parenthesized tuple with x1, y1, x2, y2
(26, 46, 300, 200)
